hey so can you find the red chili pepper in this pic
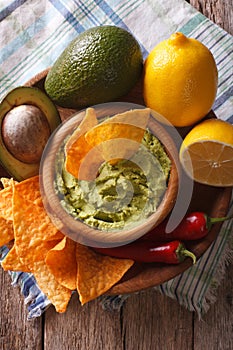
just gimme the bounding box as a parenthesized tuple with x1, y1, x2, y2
(93, 240, 196, 264)
(140, 211, 233, 242)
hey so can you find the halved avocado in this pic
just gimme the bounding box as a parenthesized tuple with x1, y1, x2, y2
(0, 86, 61, 181)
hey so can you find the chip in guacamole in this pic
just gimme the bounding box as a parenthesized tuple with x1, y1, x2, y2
(56, 109, 171, 231)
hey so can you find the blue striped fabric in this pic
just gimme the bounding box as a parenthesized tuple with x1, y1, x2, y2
(0, 0, 232, 318)
(0, 246, 51, 319)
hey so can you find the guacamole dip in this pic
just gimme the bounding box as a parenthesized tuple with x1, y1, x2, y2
(55, 130, 171, 231)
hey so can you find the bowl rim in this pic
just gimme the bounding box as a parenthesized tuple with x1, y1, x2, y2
(39, 102, 179, 248)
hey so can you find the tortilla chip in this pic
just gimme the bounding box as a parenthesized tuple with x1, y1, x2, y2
(65, 108, 103, 180)
(0, 217, 14, 246)
(14, 175, 42, 206)
(46, 237, 77, 290)
(0, 175, 72, 313)
(65, 108, 150, 180)
(65, 107, 98, 152)
(76, 243, 134, 305)
(10, 181, 70, 312)
(65, 134, 104, 180)
(0, 183, 14, 221)
(1, 245, 29, 272)
(105, 108, 151, 127)
(1, 177, 17, 188)
(0, 175, 42, 222)
(12, 182, 64, 268)
(85, 108, 150, 165)
(33, 260, 72, 313)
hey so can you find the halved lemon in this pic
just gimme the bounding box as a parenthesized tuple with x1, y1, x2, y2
(179, 119, 233, 187)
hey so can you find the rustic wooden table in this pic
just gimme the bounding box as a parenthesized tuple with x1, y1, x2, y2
(0, 1, 232, 349)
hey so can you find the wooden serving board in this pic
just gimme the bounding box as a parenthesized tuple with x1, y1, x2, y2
(2, 68, 231, 296)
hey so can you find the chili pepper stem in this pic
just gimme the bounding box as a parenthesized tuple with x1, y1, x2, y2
(207, 214, 233, 231)
(210, 214, 233, 224)
(182, 249, 196, 264)
(177, 244, 196, 264)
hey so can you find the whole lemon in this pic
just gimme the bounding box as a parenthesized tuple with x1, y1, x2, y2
(143, 32, 218, 127)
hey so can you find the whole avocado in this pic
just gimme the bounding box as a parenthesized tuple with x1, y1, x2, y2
(44, 26, 143, 108)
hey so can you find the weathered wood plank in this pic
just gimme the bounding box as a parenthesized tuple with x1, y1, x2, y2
(44, 292, 123, 350)
(193, 266, 233, 350)
(189, 2, 233, 348)
(0, 269, 42, 350)
(189, 0, 233, 35)
(39, 2, 233, 350)
(0, 2, 232, 350)
(122, 289, 193, 350)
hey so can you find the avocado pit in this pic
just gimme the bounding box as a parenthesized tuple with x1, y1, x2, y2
(2, 104, 51, 164)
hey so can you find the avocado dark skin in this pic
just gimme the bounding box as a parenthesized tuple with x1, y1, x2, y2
(0, 86, 61, 181)
(44, 26, 143, 108)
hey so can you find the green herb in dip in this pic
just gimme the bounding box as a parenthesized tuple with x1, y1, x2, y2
(55, 130, 171, 231)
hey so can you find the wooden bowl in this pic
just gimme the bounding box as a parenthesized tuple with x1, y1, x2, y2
(39, 102, 179, 247)
(21, 69, 232, 294)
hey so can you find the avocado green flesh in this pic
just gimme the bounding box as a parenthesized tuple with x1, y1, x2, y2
(45, 26, 143, 108)
(56, 130, 171, 231)
(0, 86, 61, 181)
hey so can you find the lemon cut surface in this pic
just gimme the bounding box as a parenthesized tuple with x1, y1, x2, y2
(179, 119, 233, 187)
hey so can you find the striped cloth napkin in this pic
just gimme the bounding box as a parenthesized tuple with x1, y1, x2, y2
(0, 0, 232, 319)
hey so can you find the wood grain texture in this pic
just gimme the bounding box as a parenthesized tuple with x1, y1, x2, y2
(189, 0, 233, 35)
(0, 270, 42, 350)
(44, 293, 123, 350)
(122, 289, 193, 350)
(193, 266, 233, 350)
(188, 2, 233, 347)
(0, 2, 232, 350)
